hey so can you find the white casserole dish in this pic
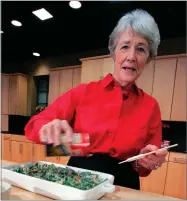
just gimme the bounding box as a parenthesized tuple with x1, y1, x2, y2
(2, 161, 115, 200)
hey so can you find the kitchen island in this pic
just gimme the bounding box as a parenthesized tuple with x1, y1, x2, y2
(1, 160, 181, 200)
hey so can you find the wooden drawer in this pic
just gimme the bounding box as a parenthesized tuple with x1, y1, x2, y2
(11, 134, 33, 143)
(169, 152, 186, 164)
(2, 134, 11, 140)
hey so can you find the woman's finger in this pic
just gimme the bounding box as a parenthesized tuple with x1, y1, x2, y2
(60, 120, 73, 143)
(53, 120, 62, 146)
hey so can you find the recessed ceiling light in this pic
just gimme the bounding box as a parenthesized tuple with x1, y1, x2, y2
(11, 20, 22, 27)
(32, 8, 53, 21)
(33, 52, 40, 57)
(0, 30, 4, 34)
(69, 1, 81, 9)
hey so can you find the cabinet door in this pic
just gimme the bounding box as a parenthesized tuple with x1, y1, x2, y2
(136, 60, 155, 95)
(2, 75, 9, 114)
(152, 58, 177, 120)
(2, 139, 12, 161)
(1, 115, 8, 131)
(9, 75, 18, 115)
(164, 162, 186, 199)
(171, 57, 187, 121)
(17, 75, 28, 115)
(59, 69, 73, 95)
(11, 141, 22, 162)
(48, 70, 60, 104)
(22, 142, 33, 162)
(33, 144, 46, 161)
(72, 68, 81, 88)
(140, 162, 168, 195)
(81, 59, 103, 83)
(102, 57, 114, 78)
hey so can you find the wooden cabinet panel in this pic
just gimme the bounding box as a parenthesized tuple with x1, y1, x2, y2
(169, 152, 186, 164)
(81, 59, 103, 83)
(33, 144, 46, 161)
(2, 138, 12, 161)
(164, 162, 186, 199)
(2, 75, 9, 114)
(2, 114, 8, 131)
(11, 141, 22, 163)
(171, 57, 187, 121)
(45, 157, 60, 164)
(136, 60, 155, 95)
(8, 74, 28, 115)
(48, 70, 60, 104)
(22, 142, 33, 162)
(9, 75, 18, 115)
(59, 156, 70, 165)
(59, 69, 73, 95)
(102, 57, 114, 77)
(152, 58, 177, 120)
(72, 68, 81, 88)
(140, 162, 168, 195)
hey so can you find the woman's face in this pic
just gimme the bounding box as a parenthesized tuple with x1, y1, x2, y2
(113, 28, 150, 87)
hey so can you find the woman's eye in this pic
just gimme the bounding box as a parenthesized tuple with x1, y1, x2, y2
(121, 45, 128, 49)
(137, 47, 145, 53)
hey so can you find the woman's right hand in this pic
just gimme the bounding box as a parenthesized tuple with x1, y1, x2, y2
(39, 119, 73, 146)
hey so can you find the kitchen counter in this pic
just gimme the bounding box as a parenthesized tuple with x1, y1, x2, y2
(1, 160, 181, 200)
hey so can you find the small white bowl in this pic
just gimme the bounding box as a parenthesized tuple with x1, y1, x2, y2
(1, 181, 11, 200)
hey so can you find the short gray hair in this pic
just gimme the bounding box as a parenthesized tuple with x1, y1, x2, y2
(108, 9, 160, 57)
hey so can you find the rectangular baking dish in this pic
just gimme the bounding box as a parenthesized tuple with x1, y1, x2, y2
(2, 161, 115, 200)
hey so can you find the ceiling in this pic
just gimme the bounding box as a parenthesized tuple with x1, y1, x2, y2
(1, 1, 186, 64)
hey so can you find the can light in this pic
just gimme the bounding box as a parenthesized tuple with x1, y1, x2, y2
(69, 1, 81, 9)
(33, 52, 40, 57)
(0, 30, 4, 34)
(11, 20, 22, 27)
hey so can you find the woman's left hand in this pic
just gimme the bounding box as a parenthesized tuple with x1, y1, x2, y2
(137, 144, 168, 170)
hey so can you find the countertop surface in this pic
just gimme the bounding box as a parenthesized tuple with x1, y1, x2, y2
(1, 160, 181, 200)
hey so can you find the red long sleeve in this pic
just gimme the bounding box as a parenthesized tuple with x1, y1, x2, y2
(24, 84, 86, 144)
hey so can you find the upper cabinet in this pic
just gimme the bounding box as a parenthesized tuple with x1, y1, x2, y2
(80, 56, 114, 83)
(48, 66, 81, 105)
(152, 58, 177, 120)
(9, 74, 28, 116)
(136, 59, 155, 95)
(2, 74, 9, 114)
(171, 57, 187, 121)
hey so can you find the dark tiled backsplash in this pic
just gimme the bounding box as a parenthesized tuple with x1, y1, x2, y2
(161, 121, 186, 153)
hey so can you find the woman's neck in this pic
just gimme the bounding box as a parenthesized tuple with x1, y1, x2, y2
(112, 74, 134, 89)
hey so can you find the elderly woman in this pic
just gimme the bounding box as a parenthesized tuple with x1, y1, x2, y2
(25, 9, 167, 190)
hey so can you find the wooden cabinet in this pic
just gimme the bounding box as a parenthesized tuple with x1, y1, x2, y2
(2, 134, 12, 161)
(171, 56, 187, 121)
(48, 66, 81, 104)
(2, 74, 9, 114)
(164, 152, 186, 199)
(140, 154, 169, 195)
(152, 58, 177, 120)
(59, 69, 73, 95)
(1, 114, 8, 131)
(8, 74, 28, 116)
(136, 60, 155, 95)
(32, 144, 46, 161)
(81, 57, 114, 83)
(141, 162, 168, 195)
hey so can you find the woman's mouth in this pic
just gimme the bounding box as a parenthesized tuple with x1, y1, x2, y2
(122, 67, 136, 72)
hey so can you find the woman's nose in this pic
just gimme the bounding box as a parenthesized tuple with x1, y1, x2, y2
(126, 49, 136, 62)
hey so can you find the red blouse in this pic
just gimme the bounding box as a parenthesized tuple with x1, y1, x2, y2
(25, 74, 162, 176)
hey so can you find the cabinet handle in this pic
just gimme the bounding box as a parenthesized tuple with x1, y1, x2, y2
(19, 144, 23, 153)
(33, 146, 35, 156)
(9, 142, 11, 152)
(173, 157, 186, 163)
